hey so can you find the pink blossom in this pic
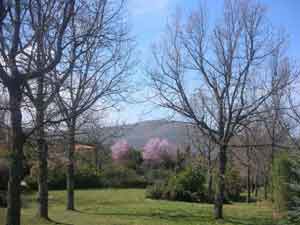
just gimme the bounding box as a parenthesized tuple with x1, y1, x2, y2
(142, 138, 176, 163)
(111, 139, 130, 161)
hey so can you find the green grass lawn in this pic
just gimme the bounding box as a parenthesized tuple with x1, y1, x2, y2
(0, 189, 274, 225)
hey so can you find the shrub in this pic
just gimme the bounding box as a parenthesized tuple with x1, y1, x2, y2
(0, 191, 6, 207)
(24, 176, 38, 190)
(143, 168, 174, 184)
(101, 165, 147, 188)
(170, 166, 205, 192)
(26, 164, 102, 190)
(74, 165, 102, 189)
(165, 166, 206, 202)
(272, 152, 293, 213)
(272, 152, 300, 223)
(224, 167, 243, 202)
(0, 159, 9, 190)
(48, 165, 67, 190)
(26, 162, 149, 190)
(126, 149, 143, 170)
(145, 181, 165, 199)
(146, 166, 207, 202)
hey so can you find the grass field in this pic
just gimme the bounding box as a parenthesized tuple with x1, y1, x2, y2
(0, 189, 274, 225)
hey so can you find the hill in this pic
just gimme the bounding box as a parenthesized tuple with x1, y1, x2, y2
(104, 120, 192, 149)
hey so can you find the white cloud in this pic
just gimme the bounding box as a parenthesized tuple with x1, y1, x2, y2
(128, 0, 170, 16)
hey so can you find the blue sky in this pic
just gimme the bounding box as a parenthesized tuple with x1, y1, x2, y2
(109, 0, 300, 124)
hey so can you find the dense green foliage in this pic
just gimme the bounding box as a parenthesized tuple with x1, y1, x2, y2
(272, 152, 300, 224)
(272, 152, 292, 213)
(224, 167, 243, 202)
(126, 148, 144, 170)
(26, 164, 103, 190)
(0, 189, 274, 225)
(0, 159, 8, 190)
(101, 165, 147, 188)
(0, 191, 6, 207)
(144, 168, 174, 184)
(286, 155, 300, 223)
(25, 163, 148, 190)
(146, 166, 207, 202)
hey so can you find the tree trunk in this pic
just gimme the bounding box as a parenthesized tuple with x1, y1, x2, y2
(255, 173, 258, 198)
(66, 119, 76, 210)
(207, 150, 213, 201)
(37, 139, 48, 218)
(247, 164, 251, 203)
(246, 148, 251, 203)
(264, 175, 268, 200)
(214, 144, 227, 219)
(208, 171, 213, 202)
(36, 76, 48, 219)
(6, 86, 25, 225)
(94, 147, 100, 171)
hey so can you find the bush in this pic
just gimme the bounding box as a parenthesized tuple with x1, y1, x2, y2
(287, 158, 300, 224)
(25, 176, 38, 190)
(0, 191, 6, 207)
(272, 152, 293, 213)
(272, 152, 300, 224)
(224, 167, 243, 202)
(126, 149, 143, 170)
(26, 164, 102, 190)
(26, 162, 150, 190)
(101, 165, 148, 188)
(143, 168, 174, 184)
(75, 165, 102, 189)
(145, 181, 165, 199)
(0, 159, 9, 190)
(146, 166, 207, 202)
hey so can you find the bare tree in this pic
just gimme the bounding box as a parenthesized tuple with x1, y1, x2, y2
(56, 0, 132, 210)
(148, 0, 285, 219)
(21, 0, 112, 218)
(188, 126, 216, 201)
(261, 52, 291, 160)
(0, 1, 75, 224)
(79, 111, 125, 170)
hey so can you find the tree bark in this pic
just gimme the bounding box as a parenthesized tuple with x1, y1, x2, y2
(66, 119, 76, 210)
(255, 173, 258, 198)
(207, 150, 213, 202)
(264, 176, 268, 200)
(214, 144, 227, 219)
(247, 164, 251, 203)
(37, 139, 48, 218)
(246, 148, 251, 203)
(36, 76, 49, 219)
(6, 85, 25, 225)
(94, 147, 99, 171)
(208, 171, 213, 202)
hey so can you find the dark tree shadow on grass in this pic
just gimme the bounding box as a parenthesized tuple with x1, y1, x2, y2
(47, 218, 74, 225)
(78, 209, 209, 220)
(74, 208, 272, 225)
(224, 216, 273, 225)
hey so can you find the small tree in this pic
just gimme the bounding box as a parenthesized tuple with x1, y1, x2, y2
(55, 0, 132, 209)
(287, 157, 300, 223)
(273, 152, 292, 213)
(111, 139, 130, 162)
(143, 138, 176, 167)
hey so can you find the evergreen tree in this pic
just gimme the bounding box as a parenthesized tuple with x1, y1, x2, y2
(288, 157, 300, 223)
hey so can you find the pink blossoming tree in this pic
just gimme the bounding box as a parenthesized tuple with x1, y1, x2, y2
(142, 138, 176, 164)
(111, 139, 130, 162)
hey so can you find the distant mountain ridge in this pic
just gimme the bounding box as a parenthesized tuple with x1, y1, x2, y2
(113, 120, 192, 149)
